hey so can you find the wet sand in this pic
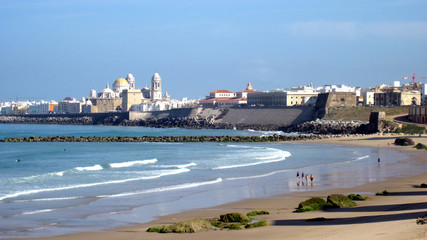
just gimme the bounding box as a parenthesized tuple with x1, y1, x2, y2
(8, 134, 427, 240)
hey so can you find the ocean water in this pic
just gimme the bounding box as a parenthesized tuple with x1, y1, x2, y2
(0, 124, 425, 238)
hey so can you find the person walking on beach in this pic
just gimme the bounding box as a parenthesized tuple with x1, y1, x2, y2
(310, 174, 314, 182)
(306, 174, 309, 182)
(302, 172, 305, 179)
(296, 171, 300, 180)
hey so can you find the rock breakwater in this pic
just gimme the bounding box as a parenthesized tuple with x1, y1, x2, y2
(0, 116, 93, 125)
(0, 134, 346, 143)
(0, 115, 284, 131)
(120, 116, 283, 131)
(281, 119, 375, 134)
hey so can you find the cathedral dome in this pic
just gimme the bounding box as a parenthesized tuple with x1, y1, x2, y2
(114, 78, 128, 85)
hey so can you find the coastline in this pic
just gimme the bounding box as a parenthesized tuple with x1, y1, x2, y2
(7, 134, 426, 240)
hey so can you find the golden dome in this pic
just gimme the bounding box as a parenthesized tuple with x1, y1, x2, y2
(114, 78, 129, 85)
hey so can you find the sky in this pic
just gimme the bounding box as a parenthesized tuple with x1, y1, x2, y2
(1, 0, 427, 102)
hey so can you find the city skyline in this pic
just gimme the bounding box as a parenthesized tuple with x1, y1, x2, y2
(1, 0, 427, 102)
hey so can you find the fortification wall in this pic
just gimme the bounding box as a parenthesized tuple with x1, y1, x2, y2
(129, 108, 202, 120)
(218, 106, 314, 126)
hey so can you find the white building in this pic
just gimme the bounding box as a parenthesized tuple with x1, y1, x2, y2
(421, 83, 427, 105)
(364, 91, 375, 106)
(320, 84, 357, 93)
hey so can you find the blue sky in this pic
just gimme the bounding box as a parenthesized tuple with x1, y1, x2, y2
(1, 0, 426, 101)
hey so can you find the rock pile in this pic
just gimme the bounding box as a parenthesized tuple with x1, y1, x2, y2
(0, 134, 342, 143)
(0, 116, 93, 125)
(281, 119, 369, 134)
(120, 116, 283, 131)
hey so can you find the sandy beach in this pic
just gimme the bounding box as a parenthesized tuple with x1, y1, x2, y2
(9, 134, 427, 240)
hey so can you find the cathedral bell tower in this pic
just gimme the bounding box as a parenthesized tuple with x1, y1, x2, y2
(151, 72, 162, 100)
(126, 73, 135, 89)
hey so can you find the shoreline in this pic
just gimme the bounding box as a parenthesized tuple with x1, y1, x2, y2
(8, 134, 427, 240)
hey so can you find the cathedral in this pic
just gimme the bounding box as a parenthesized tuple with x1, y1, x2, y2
(90, 72, 168, 101)
(86, 72, 170, 113)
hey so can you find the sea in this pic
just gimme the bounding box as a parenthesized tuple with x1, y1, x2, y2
(0, 124, 425, 238)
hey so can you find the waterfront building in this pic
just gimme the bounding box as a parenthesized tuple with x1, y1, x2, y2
(421, 83, 427, 105)
(1, 106, 13, 115)
(247, 84, 318, 107)
(57, 97, 82, 114)
(374, 90, 421, 106)
(58, 97, 74, 114)
(363, 91, 375, 106)
(122, 89, 142, 111)
(28, 103, 57, 114)
(320, 84, 357, 93)
(409, 105, 427, 123)
(199, 83, 260, 108)
(87, 98, 122, 113)
(206, 89, 235, 99)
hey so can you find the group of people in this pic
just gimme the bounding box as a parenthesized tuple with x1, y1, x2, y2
(296, 171, 314, 183)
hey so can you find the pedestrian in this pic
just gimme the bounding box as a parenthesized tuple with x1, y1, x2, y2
(296, 171, 300, 180)
(306, 174, 309, 182)
(302, 172, 305, 179)
(310, 174, 314, 182)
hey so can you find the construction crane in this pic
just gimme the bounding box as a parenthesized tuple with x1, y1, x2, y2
(403, 72, 427, 85)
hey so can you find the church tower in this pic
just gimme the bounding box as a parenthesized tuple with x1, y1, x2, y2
(151, 72, 162, 100)
(126, 73, 135, 89)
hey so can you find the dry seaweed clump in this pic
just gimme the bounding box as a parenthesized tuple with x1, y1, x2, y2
(295, 197, 326, 212)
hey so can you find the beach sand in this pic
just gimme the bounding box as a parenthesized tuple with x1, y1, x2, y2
(9, 134, 427, 240)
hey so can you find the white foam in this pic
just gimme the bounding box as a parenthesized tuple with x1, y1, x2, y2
(0, 168, 190, 201)
(157, 162, 197, 169)
(108, 159, 157, 168)
(214, 151, 291, 170)
(12, 196, 84, 203)
(226, 169, 292, 181)
(53, 171, 64, 176)
(102, 178, 223, 198)
(75, 164, 103, 171)
(357, 155, 370, 160)
(21, 209, 54, 215)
